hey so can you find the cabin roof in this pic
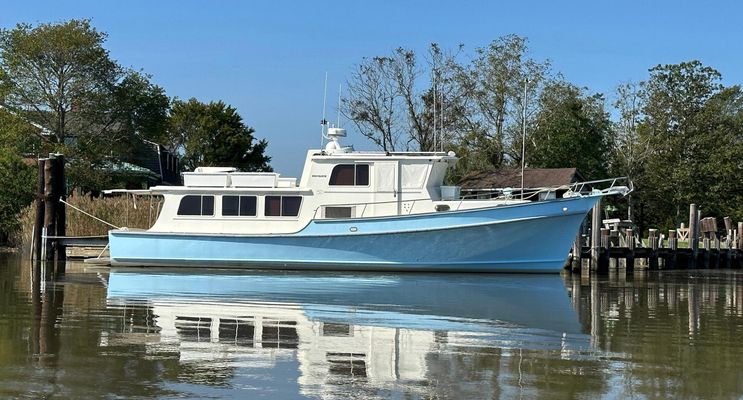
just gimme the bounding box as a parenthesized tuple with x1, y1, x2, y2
(459, 168, 585, 190)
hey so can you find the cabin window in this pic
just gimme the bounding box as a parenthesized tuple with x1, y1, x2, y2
(329, 164, 369, 186)
(324, 206, 353, 219)
(177, 195, 214, 216)
(265, 196, 302, 217)
(222, 195, 257, 216)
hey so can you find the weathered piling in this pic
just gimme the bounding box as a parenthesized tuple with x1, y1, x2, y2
(667, 230, 678, 269)
(590, 198, 602, 270)
(625, 228, 635, 271)
(598, 228, 610, 273)
(738, 222, 743, 250)
(37, 154, 66, 264)
(689, 204, 699, 269)
(648, 229, 659, 270)
(32, 159, 46, 261)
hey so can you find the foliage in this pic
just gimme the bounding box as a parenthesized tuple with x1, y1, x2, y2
(527, 80, 613, 179)
(0, 150, 35, 244)
(0, 20, 172, 191)
(15, 193, 159, 245)
(635, 61, 742, 228)
(169, 98, 271, 172)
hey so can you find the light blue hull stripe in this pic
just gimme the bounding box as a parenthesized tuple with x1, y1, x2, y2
(109, 196, 600, 273)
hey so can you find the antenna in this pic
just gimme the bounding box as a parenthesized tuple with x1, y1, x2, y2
(320, 72, 328, 147)
(440, 90, 444, 152)
(432, 59, 437, 152)
(336, 83, 342, 128)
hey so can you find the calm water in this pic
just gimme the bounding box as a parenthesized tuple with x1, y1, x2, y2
(2, 254, 743, 399)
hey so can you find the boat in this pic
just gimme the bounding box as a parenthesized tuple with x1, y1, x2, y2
(106, 128, 629, 272)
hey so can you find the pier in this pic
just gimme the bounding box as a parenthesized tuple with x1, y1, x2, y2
(569, 200, 743, 273)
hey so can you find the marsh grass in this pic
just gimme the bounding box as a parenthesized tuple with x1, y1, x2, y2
(15, 194, 162, 246)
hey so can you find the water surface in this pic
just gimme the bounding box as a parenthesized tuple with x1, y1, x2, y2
(1, 253, 743, 399)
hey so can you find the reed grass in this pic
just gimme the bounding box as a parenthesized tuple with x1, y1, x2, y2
(15, 193, 162, 246)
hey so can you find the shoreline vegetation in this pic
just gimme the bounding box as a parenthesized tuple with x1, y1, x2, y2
(13, 194, 158, 247)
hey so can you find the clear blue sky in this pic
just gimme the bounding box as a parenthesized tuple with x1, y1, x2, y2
(3, 1, 742, 176)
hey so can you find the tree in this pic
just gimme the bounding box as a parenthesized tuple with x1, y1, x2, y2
(0, 20, 120, 147)
(0, 20, 172, 191)
(169, 98, 271, 172)
(0, 149, 35, 243)
(611, 82, 651, 220)
(343, 44, 465, 152)
(636, 61, 728, 227)
(527, 80, 613, 179)
(460, 35, 550, 169)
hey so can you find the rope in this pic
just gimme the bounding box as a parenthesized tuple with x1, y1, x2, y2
(59, 199, 121, 229)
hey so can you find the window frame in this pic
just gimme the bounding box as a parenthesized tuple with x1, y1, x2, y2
(222, 195, 258, 218)
(264, 195, 303, 218)
(176, 195, 215, 217)
(329, 164, 370, 187)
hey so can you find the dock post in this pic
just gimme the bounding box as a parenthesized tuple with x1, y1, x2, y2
(626, 228, 635, 271)
(689, 204, 699, 269)
(590, 198, 602, 271)
(43, 154, 65, 264)
(54, 155, 66, 270)
(738, 222, 743, 250)
(668, 230, 678, 269)
(649, 229, 659, 270)
(598, 228, 610, 273)
(32, 159, 46, 260)
(571, 234, 582, 273)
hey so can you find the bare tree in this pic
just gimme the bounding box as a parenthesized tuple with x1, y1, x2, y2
(342, 44, 466, 152)
(612, 81, 651, 220)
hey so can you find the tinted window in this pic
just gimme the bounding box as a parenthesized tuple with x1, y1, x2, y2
(223, 196, 256, 217)
(178, 195, 202, 216)
(325, 206, 353, 219)
(282, 196, 302, 216)
(202, 196, 214, 216)
(329, 165, 355, 185)
(265, 195, 302, 217)
(355, 164, 369, 186)
(223, 196, 239, 216)
(265, 196, 281, 216)
(240, 196, 257, 216)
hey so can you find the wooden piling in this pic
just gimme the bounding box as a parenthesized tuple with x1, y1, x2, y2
(590, 198, 602, 270)
(626, 228, 635, 271)
(32, 159, 46, 261)
(598, 228, 610, 273)
(738, 222, 743, 250)
(43, 158, 57, 262)
(42, 154, 65, 263)
(54, 155, 66, 265)
(571, 234, 582, 273)
(649, 229, 659, 270)
(668, 230, 678, 269)
(689, 204, 699, 269)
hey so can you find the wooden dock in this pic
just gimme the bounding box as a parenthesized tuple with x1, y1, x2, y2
(569, 202, 743, 273)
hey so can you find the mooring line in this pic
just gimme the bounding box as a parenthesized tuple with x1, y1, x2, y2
(59, 199, 122, 229)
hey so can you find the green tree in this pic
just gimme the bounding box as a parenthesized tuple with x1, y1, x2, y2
(169, 98, 271, 172)
(635, 61, 737, 228)
(0, 19, 172, 191)
(526, 80, 613, 179)
(0, 149, 35, 243)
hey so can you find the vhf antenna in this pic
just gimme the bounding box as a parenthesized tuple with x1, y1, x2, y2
(320, 72, 328, 147)
(336, 83, 342, 128)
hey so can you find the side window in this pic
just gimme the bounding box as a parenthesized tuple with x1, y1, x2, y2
(265, 196, 302, 217)
(324, 206, 353, 219)
(329, 164, 369, 186)
(178, 195, 214, 216)
(223, 195, 257, 216)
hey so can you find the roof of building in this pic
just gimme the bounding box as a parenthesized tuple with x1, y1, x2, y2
(459, 168, 585, 190)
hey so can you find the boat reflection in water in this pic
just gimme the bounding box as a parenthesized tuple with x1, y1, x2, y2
(106, 268, 587, 397)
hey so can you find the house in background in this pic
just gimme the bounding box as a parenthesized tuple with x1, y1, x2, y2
(458, 167, 587, 201)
